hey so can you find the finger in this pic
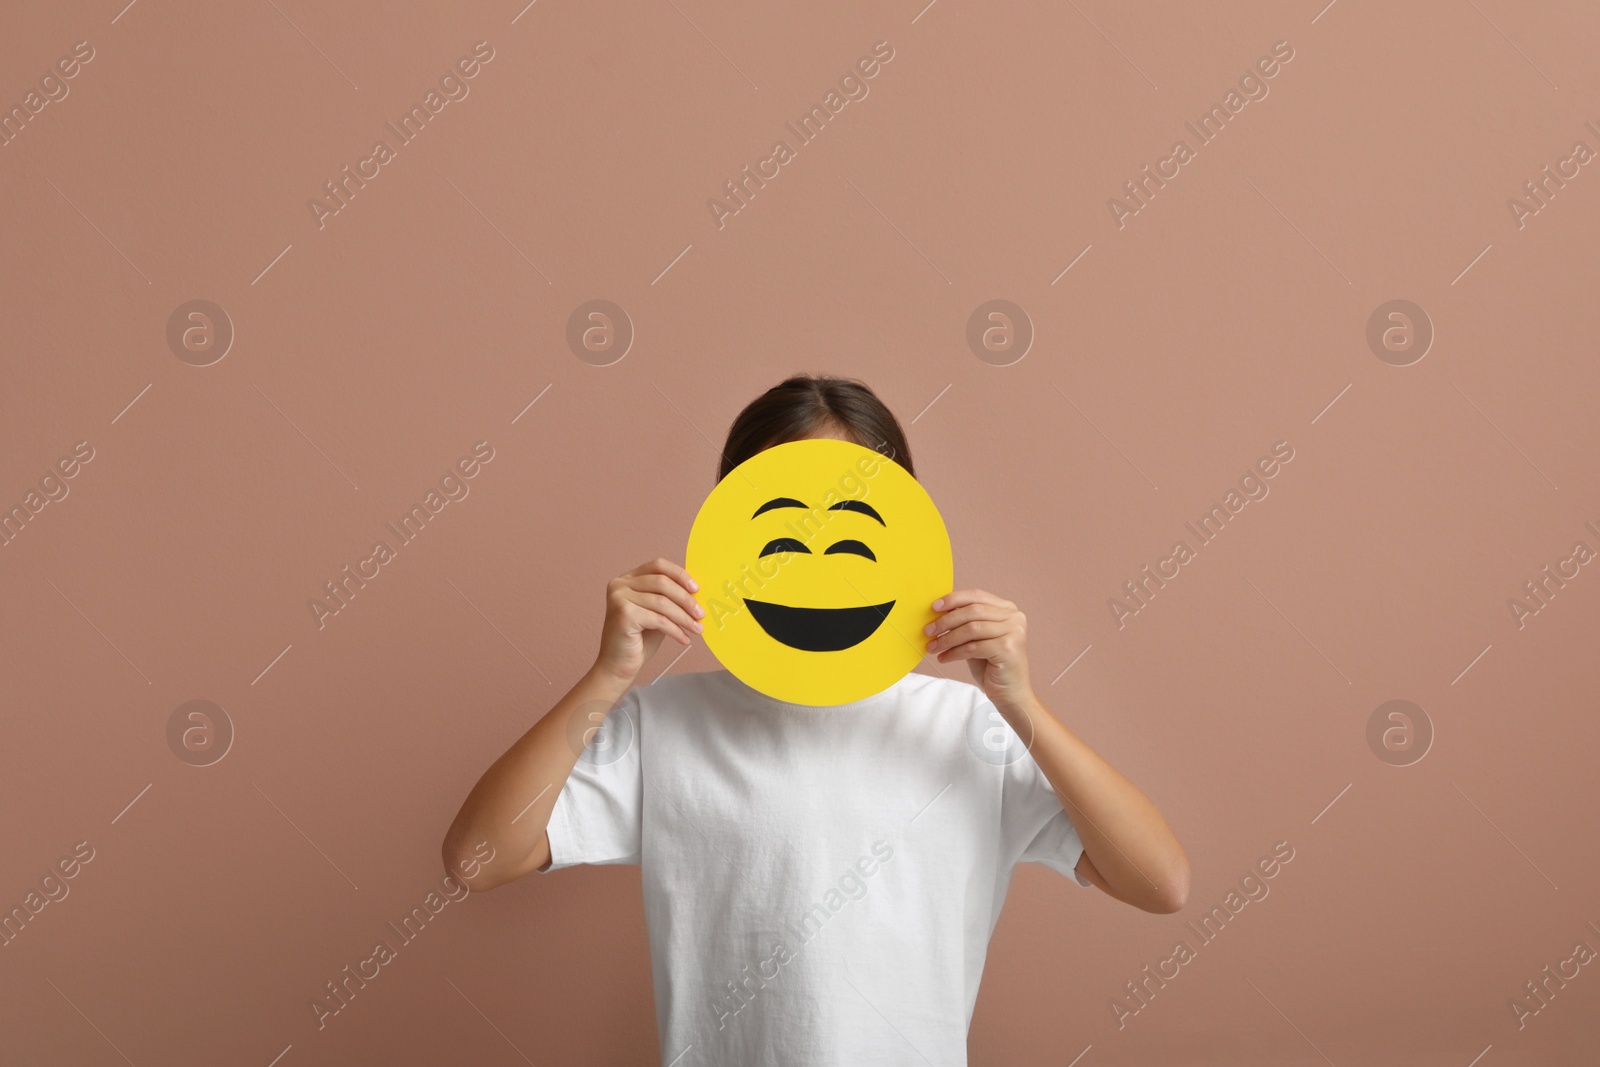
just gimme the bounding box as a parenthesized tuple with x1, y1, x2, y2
(925, 603, 1011, 636)
(931, 588, 1011, 613)
(937, 636, 1009, 663)
(628, 573, 706, 620)
(633, 592, 703, 635)
(927, 620, 1010, 655)
(626, 557, 699, 594)
(628, 592, 703, 637)
(625, 603, 692, 647)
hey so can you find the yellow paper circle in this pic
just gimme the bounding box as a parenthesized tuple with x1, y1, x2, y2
(685, 438, 953, 705)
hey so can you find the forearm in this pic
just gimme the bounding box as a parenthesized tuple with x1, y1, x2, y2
(442, 664, 633, 891)
(997, 692, 1190, 913)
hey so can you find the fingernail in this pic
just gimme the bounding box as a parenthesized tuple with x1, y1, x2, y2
(932, 598, 944, 610)
(688, 577, 700, 592)
(923, 622, 935, 636)
(694, 604, 705, 619)
(692, 620, 703, 631)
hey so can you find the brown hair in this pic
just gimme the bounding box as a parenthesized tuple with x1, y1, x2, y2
(719, 375, 913, 482)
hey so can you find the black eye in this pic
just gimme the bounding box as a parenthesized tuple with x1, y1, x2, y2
(824, 540, 876, 561)
(759, 538, 811, 557)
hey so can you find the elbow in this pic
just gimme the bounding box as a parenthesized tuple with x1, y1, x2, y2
(440, 830, 491, 892)
(442, 830, 524, 894)
(440, 836, 469, 886)
(1150, 855, 1192, 914)
(1150, 887, 1187, 914)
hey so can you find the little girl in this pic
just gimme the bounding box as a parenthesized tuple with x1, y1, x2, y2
(443, 375, 1190, 1065)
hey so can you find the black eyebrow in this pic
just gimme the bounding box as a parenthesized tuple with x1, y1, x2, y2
(828, 500, 885, 525)
(752, 497, 807, 519)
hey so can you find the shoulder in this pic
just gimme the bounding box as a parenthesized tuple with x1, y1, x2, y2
(893, 671, 989, 715)
(627, 669, 736, 712)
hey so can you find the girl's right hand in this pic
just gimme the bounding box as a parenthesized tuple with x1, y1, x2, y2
(593, 558, 704, 684)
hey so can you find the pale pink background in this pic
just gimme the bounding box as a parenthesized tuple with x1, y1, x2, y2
(2, 1, 1598, 1064)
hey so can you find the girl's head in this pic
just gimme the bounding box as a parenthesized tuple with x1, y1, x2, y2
(719, 375, 913, 482)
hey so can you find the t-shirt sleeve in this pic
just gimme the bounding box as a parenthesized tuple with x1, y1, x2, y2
(1000, 734, 1093, 888)
(541, 689, 643, 871)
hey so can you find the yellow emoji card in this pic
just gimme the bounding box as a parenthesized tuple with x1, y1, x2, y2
(686, 438, 952, 705)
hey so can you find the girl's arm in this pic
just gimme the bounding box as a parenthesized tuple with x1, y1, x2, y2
(927, 589, 1192, 914)
(440, 558, 703, 892)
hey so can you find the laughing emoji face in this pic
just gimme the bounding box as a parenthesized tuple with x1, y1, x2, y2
(686, 438, 952, 705)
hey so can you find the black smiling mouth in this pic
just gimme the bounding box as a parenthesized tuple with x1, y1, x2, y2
(743, 598, 896, 652)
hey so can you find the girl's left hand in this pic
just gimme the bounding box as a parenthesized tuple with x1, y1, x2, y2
(925, 589, 1034, 709)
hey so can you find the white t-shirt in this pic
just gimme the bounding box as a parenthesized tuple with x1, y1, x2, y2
(543, 668, 1091, 1066)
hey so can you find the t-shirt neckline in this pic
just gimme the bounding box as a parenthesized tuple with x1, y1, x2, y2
(719, 669, 914, 713)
